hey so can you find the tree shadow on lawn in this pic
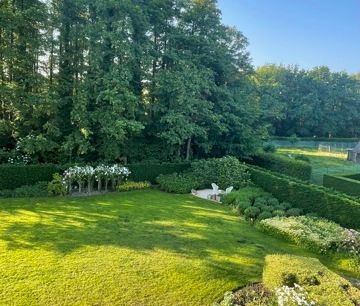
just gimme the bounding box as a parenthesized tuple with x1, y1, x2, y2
(0, 190, 351, 281)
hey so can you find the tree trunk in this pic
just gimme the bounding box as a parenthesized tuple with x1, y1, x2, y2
(87, 178, 92, 193)
(186, 137, 192, 161)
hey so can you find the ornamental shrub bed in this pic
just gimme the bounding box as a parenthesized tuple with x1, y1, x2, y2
(250, 152, 312, 181)
(248, 165, 360, 228)
(263, 255, 360, 306)
(217, 254, 360, 306)
(323, 173, 360, 197)
(258, 216, 345, 253)
(0, 164, 59, 190)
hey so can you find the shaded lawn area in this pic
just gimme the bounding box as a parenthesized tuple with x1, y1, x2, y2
(0, 190, 356, 305)
(278, 148, 360, 185)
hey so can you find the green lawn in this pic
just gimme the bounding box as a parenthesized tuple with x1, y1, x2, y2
(0, 190, 356, 305)
(278, 148, 360, 185)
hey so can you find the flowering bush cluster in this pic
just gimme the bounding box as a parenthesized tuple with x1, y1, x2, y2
(275, 284, 315, 306)
(63, 165, 130, 194)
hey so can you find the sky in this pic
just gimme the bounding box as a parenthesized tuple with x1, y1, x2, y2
(217, 0, 360, 73)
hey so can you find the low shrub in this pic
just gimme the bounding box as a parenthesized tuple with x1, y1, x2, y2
(47, 173, 67, 196)
(263, 255, 360, 306)
(249, 165, 360, 228)
(156, 172, 201, 194)
(117, 181, 151, 192)
(235, 193, 301, 222)
(221, 187, 267, 207)
(128, 162, 190, 183)
(258, 216, 345, 253)
(263, 143, 276, 153)
(215, 284, 275, 306)
(0, 181, 49, 198)
(0, 164, 59, 190)
(191, 156, 250, 189)
(250, 152, 312, 181)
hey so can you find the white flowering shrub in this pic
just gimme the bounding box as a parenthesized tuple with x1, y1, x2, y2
(275, 284, 315, 306)
(338, 229, 360, 261)
(63, 164, 130, 194)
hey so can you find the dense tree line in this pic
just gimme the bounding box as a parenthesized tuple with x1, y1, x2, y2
(0, 0, 264, 163)
(0, 1, 359, 164)
(256, 65, 360, 138)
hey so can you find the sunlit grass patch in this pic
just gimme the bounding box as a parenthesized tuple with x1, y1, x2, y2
(0, 190, 357, 305)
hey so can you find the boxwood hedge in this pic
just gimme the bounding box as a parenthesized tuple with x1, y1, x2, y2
(250, 152, 312, 181)
(249, 165, 360, 228)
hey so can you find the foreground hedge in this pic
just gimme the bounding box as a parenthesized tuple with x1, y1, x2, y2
(0, 164, 59, 190)
(249, 166, 360, 228)
(250, 152, 312, 181)
(263, 255, 360, 306)
(324, 173, 360, 197)
(128, 162, 190, 183)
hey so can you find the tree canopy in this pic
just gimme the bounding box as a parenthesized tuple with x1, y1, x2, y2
(0, 0, 359, 164)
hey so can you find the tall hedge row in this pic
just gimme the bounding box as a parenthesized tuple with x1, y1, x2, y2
(250, 152, 312, 181)
(248, 166, 360, 228)
(127, 162, 191, 183)
(0, 162, 191, 190)
(0, 164, 59, 190)
(323, 174, 360, 197)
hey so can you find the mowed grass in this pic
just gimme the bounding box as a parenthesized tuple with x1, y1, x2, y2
(278, 148, 360, 185)
(0, 190, 356, 305)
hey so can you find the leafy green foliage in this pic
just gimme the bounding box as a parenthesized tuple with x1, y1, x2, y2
(0, 0, 265, 163)
(256, 65, 360, 138)
(0, 164, 59, 190)
(127, 162, 191, 184)
(116, 181, 151, 192)
(251, 152, 312, 181)
(249, 165, 360, 228)
(263, 255, 360, 305)
(156, 173, 201, 194)
(47, 173, 67, 196)
(191, 156, 250, 189)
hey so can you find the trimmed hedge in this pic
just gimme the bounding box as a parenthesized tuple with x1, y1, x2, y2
(127, 162, 190, 184)
(263, 255, 360, 306)
(324, 173, 360, 197)
(0, 162, 190, 190)
(250, 152, 312, 181)
(248, 165, 360, 228)
(0, 164, 59, 190)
